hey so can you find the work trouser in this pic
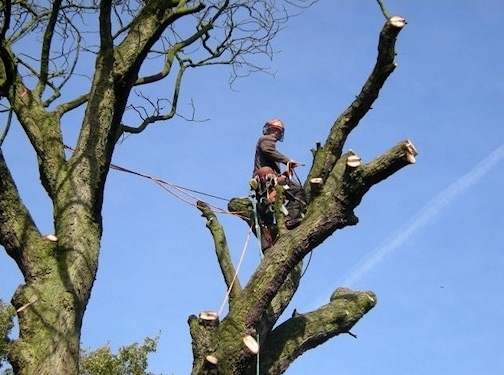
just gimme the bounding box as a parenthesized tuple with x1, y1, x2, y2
(283, 182, 307, 223)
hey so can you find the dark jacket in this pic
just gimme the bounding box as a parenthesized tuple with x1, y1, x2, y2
(252, 134, 290, 176)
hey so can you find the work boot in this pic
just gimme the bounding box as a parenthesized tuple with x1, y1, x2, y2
(285, 217, 303, 230)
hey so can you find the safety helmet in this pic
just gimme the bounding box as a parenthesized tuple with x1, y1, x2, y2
(262, 119, 285, 142)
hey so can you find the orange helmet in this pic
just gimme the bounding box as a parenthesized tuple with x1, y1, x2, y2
(262, 119, 285, 142)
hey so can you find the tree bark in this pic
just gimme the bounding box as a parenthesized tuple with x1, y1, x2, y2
(189, 15, 410, 375)
(0, 3, 411, 374)
(255, 288, 376, 375)
(0, 2, 198, 374)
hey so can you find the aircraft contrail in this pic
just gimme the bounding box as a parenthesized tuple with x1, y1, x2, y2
(339, 142, 504, 287)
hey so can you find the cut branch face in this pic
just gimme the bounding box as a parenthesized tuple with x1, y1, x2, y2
(198, 12, 412, 375)
(0, 2, 416, 375)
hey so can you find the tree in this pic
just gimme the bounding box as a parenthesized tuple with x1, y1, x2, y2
(0, 1, 414, 375)
(0, 300, 14, 372)
(80, 336, 160, 375)
(0, 306, 158, 375)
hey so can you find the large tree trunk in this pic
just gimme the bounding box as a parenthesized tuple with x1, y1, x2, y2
(0, 150, 100, 374)
(9, 230, 99, 374)
(0, 2, 412, 374)
(0, 101, 108, 374)
(0, 11, 119, 372)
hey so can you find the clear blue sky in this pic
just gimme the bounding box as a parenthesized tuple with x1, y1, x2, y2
(1, 1, 504, 374)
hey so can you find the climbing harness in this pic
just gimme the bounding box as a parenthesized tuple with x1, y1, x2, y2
(249, 189, 264, 260)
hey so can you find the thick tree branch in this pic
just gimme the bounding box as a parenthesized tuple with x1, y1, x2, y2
(216, 199, 303, 331)
(307, 15, 406, 192)
(120, 61, 187, 137)
(257, 288, 376, 375)
(196, 15, 411, 375)
(254, 265, 302, 340)
(135, 2, 213, 86)
(0, 0, 11, 41)
(0, 25, 67, 197)
(0, 150, 43, 277)
(197, 201, 242, 303)
(357, 139, 417, 195)
(9, 86, 66, 198)
(113, 1, 204, 82)
(34, 0, 62, 99)
(189, 311, 222, 375)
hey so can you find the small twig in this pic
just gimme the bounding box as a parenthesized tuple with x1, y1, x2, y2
(0, 106, 13, 147)
(376, 0, 390, 19)
(346, 331, 358, 339)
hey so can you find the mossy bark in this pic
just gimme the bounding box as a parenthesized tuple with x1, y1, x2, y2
(1, 3, 411, 375)
(190, 15, 410, 375)
(0, 2, 208, 374)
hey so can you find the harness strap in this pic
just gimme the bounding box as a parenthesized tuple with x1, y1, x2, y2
(249, 191, 264, 260)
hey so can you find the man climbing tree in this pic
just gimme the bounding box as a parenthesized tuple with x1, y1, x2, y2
(193, 10, 416, 375)
(250, 119, 308, 251)
(0, 1, 416, 375)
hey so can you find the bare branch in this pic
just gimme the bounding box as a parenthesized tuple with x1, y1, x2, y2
(197, 200, 242, 304)
(0, 107, 13, 146)
(258, 288, 376, 375)
(55, 92, 89, 116)
(35, 0, 63, 98)
(307, 15, 407, 189)
(0, 150, 41, 277)
(376, 0, 391, 19)
(120, 58, 187, 137)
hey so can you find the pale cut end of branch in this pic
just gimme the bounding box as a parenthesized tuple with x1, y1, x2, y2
(205, 355, 218, 365)
(310, 177, 324, 195)
(199, 311, 219, 322)
(16, 297, 38, 313)
(405, 140, 418, 164)
(346, 154, 362, 168)
(44, 234, 58, 242)
(243, 335, 259, 354)
(389, 16, 407, 28)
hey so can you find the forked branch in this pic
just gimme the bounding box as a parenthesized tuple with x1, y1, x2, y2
(256, 288, 376, 375)
(307, 15, 407, 190)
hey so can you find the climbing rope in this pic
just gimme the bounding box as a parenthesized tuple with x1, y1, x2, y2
(64, 145, 262, 318)
(217, 227, 252, 317)
(63, 145, 238, 216)
(63, 145, 315, 360)
(256, 331, 261, 375)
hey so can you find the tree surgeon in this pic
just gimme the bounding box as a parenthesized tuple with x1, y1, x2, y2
(250, 119, 307, 250)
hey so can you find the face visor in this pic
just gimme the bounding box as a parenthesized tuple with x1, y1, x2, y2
(263, 121, 285, 142)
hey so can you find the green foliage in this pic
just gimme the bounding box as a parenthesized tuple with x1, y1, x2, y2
(0, 301, 161, 375)
(80, 336, 161, 375)
(0, 299, 15, 370)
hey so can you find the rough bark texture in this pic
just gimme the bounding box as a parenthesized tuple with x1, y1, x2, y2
(190, 15, 411, 375)
(0, 2, 206, 374)
(0, 2, 411, 375)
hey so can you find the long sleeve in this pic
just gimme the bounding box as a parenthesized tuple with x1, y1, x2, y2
(253, 135, 290, 175)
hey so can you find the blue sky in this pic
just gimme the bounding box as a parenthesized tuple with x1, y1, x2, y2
(1, 1, 504, 374)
